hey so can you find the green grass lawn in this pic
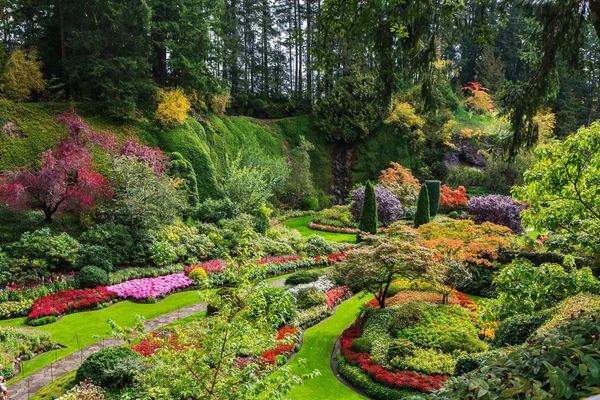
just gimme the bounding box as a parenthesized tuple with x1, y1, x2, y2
(286, 294, 373, 400)
(283, 216, 357, 244)
(30, 370, 76, 400)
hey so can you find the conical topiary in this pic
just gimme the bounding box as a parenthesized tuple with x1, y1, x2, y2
(358, 181, 378, 236)
(414, 184, 430, 228)
(425, 180, 441, 217)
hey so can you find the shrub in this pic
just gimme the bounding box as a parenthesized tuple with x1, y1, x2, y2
(453, 352, 490, 376)
(0, 300, 32, 319)
(295, 287, 327, 309)
(78, 266, 109, 288)
(169, 152, 200, 208)
(447, 166, 485, 189)
(295, 304, 331, 329)
(0, 48, 45, 101)
(78, 244, 113, 272)
(188, 267, 208, 283)
(387, 338, 417, 360)
(57, 381, 106, 400)
(358, 181, 378, 234)
(301, 196, 319, 211)
(27, 315, 57, 326)
(537, 293, 600, 335)
(155, 87, 191, 126)
(312, 205, 356, 228)
(413, 185, 430, 228)
(492, 310, 553, 348)
(390, 348, 457, 375)
(439, 185, 468, 212)
(378, 161, 421, 207)
(195, 197, 239, 223)
(285, 270, 322, 285)
(304, 235, 334, 257)
(425, 180, 441, 216)
(350, 184, 403, 225)
(467, 195, 527, 233)
(210, 93, 231, 116)
(76, 347, 142, 389)
(81, 223, 134, 267)
(350, 337, 373, 353)
(388, 302, 425, 333)
(440, 330, 487, 354)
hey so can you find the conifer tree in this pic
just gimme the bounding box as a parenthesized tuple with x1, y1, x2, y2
(414, 184, 430, 228)
(358, 181, 378, 235)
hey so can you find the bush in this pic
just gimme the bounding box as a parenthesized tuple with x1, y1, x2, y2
(413, 185, 430, 228)
(295, 287, 327, 309)
(350, 184, 403, 225)
(425, 180, 441, 217)
(448, 211, 459, 219)
(467, 195, 527, 233)
(78, 266, 109, 289)
(390, 348, 457, 375)
(169, 152, 200, 208)
(387, 338, 417, 360)
(155, 87, 191, 126)
(78, 245, 113, 272)
(76, 347, 142, 389)
(304, 235, 334, 257)
(195, 197, 239, 223)
(188, 267, 208, 283)
(492, 310, 553, 348)
(312, 205, 356, 228)
(285, 270, 322, 285)
(350, 337, 373, 353)
(448, 166, 485, 189)
(301, 196, 320, 211)
(27, 315, 57, 326)
(440, 330, 487, 354)
(358, 181, 378, 234)
(453, 352, 489, 376)
(0, 300, 32, 319)
(0, 48, 45, 101)
(81, 223, 134, 267)
(388, 302, 425, 333)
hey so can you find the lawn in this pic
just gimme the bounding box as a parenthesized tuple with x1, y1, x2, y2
(283, 216, 356, 244)
(30, 370, 76, 400)
(286, 293, 373, 400)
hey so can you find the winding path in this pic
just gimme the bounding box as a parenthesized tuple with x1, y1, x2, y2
(7, 278, 287, 400)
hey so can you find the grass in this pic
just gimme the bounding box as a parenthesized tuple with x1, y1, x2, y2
(30, 370, 76, 400)
(464, 293, 485, 303)
(286, 294, 373, 400)
(283, 216, 357, 244)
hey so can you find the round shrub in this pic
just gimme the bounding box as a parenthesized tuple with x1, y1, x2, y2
(387, 338, 417, 361)
(188, 267, 208, 283)
(467, 195, 527, 233)
(76, 347, 142, 388)
(388, 302, 425, 333)
(304, 235, 334, 257)
(195, 197, 239, 223)
(491, 310, 553, 348)
(78, 244, 113, 272)
(27, 316, 57, 326)
(295, 287, 327, 310)
(285, 270, 322, 285)
(448, 211, 459, 219)
(453, 352, 490, 376)
(350, 185, 403, 225)
(350, 337, 373, 353)
(440, 330, 487, 354)
(1, 364, 15, 379)
(301, 196, 320, 211)
(78, 266, 109, 288)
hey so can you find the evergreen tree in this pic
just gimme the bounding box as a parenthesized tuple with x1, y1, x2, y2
(414, 184, 430, 228)
(425, 180, 441, 217)
(358, 181, 378, 235)
(169, 152, 200, 208)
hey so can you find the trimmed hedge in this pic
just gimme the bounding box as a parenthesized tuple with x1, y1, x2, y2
(425, 180, 441, 217)
(27, 315, 57, 326)
(414, 185, 430, 228)
(285, 270, 322, 285)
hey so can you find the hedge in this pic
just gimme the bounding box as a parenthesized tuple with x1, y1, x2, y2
(425, 180, 441, 217)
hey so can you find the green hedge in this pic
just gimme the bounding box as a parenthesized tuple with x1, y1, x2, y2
(425, 180, 441, 217)
(414, 185, 430, 228)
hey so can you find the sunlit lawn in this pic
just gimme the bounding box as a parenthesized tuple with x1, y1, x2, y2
(283, 216, 356, 244)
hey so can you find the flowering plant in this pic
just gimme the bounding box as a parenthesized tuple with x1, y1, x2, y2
(287, 276, 334, 297)
(29, 287, 114, 320)
(350, 185, 404, 224)
(325, 287, 352, 309)
(467, 195, 527, 233)
(108, 274, 193, 300)
(261, 326, 298, 364)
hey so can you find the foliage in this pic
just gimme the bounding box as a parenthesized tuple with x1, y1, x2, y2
(78, 244, 113, 272)
(384, 101, 426, 152)
(390, 348, 457, 376)
(463, 82, 493, 114)
(78, 266, 109, 289)
(447, 166, 485, 189)
(425, 180, 441, 217)
(435, 312, 600, 400)
(196, 197, 239, 224)
(358, 181, 378, 234)
(169, 152, 199, 208)
(432, 259, 473, 305)
(76, 346, 142, 389)
(440, 330, 487, 354)
(414, 185, 430, 228)
(486, 259, 600, 320)
(378, 162, 421, 207)
(439, 185, 468, 212)
(155, 87, 191, 126)
(0, 48, 45, 101)
(538, 293, 600, 336)
(491, 310, 553, 348)
(0, 299, 32, 319)
(301, 196, 319, 211)
(285, 270, 322, 285)
(295, 304, 331, 329)
(0, 327, 54, 379)
(312, 205, 356, 228)
(339, 236, 435, 308)
(452, 352, 491, 377)
(295, 287, 327, 309)
(351, 184, 403, 226)
(467, 195, 527, 233)
(388, 338, 417, 360)
(286, 275, 334, 297)
(388, 302, 427, 333)
(210, 93, 231, 116)
(57, 381, 106, 400)
(350, 337, 373, 353)
(284, 137, 314, 204)
(150, 223, 213, 266)
(482, 153, 533, 195)
(513, 123, 600, 255)
(188, 267, 208, 284)
(81, 223, 134, 267)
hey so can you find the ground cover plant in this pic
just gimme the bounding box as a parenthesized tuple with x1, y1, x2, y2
(0, 327, 54, 379)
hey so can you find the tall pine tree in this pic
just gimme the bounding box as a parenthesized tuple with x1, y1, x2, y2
(358, 181, 378, 235)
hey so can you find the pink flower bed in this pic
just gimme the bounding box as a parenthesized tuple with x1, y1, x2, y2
(184, 255, 304, 276)
(257, 255, 303, 265)
(325, 287, 352, 309)
(108, 273, 194, 300)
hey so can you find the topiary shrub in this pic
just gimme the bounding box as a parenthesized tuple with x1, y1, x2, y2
(78, 266, 109, 288)
(440, 330, 487, 354)
(76, 347, 142, 389)
(358, 181, 378, 235)
(413, 185, 430, 228)
(285, 270, 322, 285)
(491, 310, 553, 348)
(188, 267, 208, 284)
(425, 180, 441, 217)
(78, 244, 113, 272)
(295, 287, 327, 310)
(301, 196, 320, 211)
(350, 337, 373, 353)
(387, 338, 417, 361)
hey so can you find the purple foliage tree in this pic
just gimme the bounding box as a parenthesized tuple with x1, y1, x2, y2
(467, 195, 527, 233)
(350, 185, 403, 225)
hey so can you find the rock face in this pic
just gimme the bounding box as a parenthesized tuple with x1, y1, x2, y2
(330, 141, 356, 203)
(446, 140, 488, 170)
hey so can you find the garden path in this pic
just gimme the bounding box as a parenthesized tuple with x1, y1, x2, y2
(7, 278, 286, 400)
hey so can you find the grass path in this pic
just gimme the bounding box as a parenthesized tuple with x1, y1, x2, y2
(283, 216, 356, 243)
(286, 294, 373, 400)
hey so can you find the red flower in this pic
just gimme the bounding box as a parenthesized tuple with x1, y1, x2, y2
(261, 326, 298, 364)
(29, 287, 115, 320)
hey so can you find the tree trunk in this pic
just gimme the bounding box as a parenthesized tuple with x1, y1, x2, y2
(44, 207, 53, 223)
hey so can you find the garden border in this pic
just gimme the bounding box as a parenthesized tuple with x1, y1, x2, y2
(330, 338, 372, 399)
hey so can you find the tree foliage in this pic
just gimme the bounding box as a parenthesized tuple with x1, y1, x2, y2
(414, 185, 430, 228)
(0, 48, 44, 101)
(358, 181, 378, 235)
(155, 88, 191, 126)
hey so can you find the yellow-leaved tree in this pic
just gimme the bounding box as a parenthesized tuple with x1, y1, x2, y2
(155, 88, 191, 126)
(0, 48, 45, 101)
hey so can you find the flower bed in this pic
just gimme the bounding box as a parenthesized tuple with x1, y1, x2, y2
(28, 287, 115, 320)
(0, 299, 33, 319)
(0, 327, 55, 379)
(325, 287, 352, 309)
(308, 222, 389, 234)
(261, 326, 298, 364)
(108, 273, 194, 300)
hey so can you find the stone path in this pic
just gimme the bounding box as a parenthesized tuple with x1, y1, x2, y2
(8, 278, 286, 399)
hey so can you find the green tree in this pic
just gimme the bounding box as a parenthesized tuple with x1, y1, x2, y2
(425, 180, 441, 217)
(222, 156, 277, 214)
(513, 122, 600, 256)
(168, 152, 199, 207)
(358, 181, 378, 235)
(414, 184, 430, 228)
(284, 136, 314, 204)
(0, 48, 45, 101)
(476, 47, 505, 93)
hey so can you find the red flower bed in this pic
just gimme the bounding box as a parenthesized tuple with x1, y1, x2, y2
(28, 287, 114, 320)
(340, 319, 448, 392)
(132, 331, 180, 357)
(261, 326, 298, 364)
(184, 259, 226, 275)
(257, 255, 303, 265)
(325, 287, 352, 309)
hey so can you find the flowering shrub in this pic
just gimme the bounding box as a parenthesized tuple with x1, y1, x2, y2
(467, 195, 527, 233)
(378, 162, 421, 207)
(340, 319, 447, 392)
(108, 274, 193, 300)
(287, 276, 334, 297)
(295, 304, 331, 329)
(350, 185, 403, 225)
(0, 275, 77, 302)
(132, 331, 178, 357)
(29, 287, 114, 320)
(57, 381, 106, 400)
(325, 287, 352, 309)
(184, 259, 225, 275)
(463, 82, 493, 114)
(261, 326, 298, 364)
(439, 185, 467, 211)
(0, 299, 32, 319)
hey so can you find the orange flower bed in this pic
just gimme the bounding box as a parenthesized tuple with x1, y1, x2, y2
(387, 290, 460, 307)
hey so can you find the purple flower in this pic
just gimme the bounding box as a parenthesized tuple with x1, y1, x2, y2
(350, 185, 403, 225)
(467, 195, 527, 233)
(108, 273, 194, 300)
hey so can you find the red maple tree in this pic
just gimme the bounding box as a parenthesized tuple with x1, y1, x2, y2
(440, 184, 468, 210)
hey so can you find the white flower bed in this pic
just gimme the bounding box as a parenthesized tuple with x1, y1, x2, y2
(287, 276, 334, 297)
